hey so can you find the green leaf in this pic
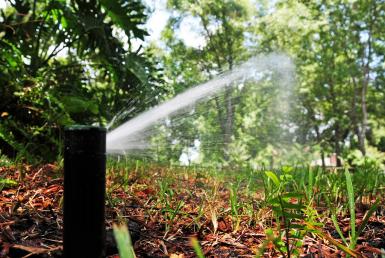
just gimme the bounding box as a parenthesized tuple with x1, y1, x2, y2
(314, 228, 358, 258)
(265, 171, 280, 188)
(357, 199, 380, 237)
(331, 213, 348, 245)
(269, 197, 305, 209)
(125, 54, 148, 85)
(281, 201, 306, 210)
(100, 0, 148, 40)
(289, 223, 305, 229)
(61, 96, 99, 115)
(0, 178, 18, 190)
(113, 224, 135, 258)
(282, 166, 293, 174)
(281, 192, 305, 199)
(190, 237, 205, 258)
(282, 211, 304, 220)
(61, 16, 68, 28)
(307, 168, 314, 199)
(345, 169, 356, 249)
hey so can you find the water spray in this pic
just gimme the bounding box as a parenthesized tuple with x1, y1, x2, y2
(106, 53, 294, 155)
(64, 126, 106, 258)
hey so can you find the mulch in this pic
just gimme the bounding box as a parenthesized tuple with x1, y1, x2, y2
(0, 165, 384, 257)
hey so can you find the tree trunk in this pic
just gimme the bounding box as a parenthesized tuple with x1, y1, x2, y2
(357, 1, 375, 156)
(334, 123, 342, 167)
(359, 79, 368, 156)
(329, 78, 342, 167)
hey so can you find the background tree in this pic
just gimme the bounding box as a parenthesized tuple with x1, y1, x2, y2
(257, 0, 385, 165)
(159, 0, 256, 163)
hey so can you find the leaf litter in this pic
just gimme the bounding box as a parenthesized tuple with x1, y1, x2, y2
(0, 164, 384, 257)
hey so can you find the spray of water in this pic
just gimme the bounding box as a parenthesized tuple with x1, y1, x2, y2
(106, 53, 295, 164)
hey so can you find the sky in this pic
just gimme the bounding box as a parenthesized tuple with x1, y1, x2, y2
(0, 0, 6, 9)
(144, 0, 169, 41)
(144, 0, 205, 48)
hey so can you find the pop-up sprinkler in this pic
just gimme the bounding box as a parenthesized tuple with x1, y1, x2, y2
(64, 126, 106, 258)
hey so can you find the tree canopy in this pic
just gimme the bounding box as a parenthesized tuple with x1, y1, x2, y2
(152, 0, 385, 168)
(0, 0, 384, 167)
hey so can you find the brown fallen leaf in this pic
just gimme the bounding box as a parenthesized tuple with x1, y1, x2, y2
(43, 185, 61, 195)
(11, 244, 62, 257)
(0, 242, 10, 257)
(355, 244, 385, 255)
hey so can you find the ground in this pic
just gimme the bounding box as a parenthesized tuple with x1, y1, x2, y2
(0, 164, 384, 257)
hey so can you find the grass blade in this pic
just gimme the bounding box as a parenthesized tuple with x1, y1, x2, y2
(307, 168, 314, 200)
(357, 199, 380, 237)
(331, 213, 348, 245)
(113, 223, 135, 258)
(265, 171, 280, 188)
(190, 237, 205, 258)
(345, 169, 356, 249)
(306, 223, 358, 258)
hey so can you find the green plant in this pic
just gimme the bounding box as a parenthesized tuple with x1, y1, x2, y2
(264, 168, 308, 257)
(0, 0, 166, 162)
(0, 151, 12, 167)
(255, 228, 274, 258)
(189, 201, 206, 232)
(345, 169, 357, 251)
(229, 183, 241, 232)
(351, 163, 385, 200)
(190, 237, 205, 258)
(156, 178, 186, 235)
(0, 178, 18, 191)
(324, 169, 380, 256)
(162, 199, 185, 235)
(113, 223, 135, 258)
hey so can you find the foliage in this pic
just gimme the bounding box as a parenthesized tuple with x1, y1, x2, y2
(1, 0, 384, 166)
(326, 169, 380, 253)
(103, 160, 385, 256)
(0, 177, 18, 191)
(264, 168, 315, 257)
(148, 0, 385, 169)
(259, 163, 385, 256)
(153, 0, 258, 165)
(113, 224, 136, 258)
(190, 237, 205, 258)
(0, 0, 166, 161)
(257, 0, 385, 163)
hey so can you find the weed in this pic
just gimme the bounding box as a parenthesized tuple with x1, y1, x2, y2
(113, 223, 135, 258)
(229, 183, 241, 232)
(0, 177, 18, 191)
(190, 237, 205, 258)
(345, 169, 357, 251)
(264, 168, 309, 257)
(324, 169, 380, 255)
(0, 151, 12, 167)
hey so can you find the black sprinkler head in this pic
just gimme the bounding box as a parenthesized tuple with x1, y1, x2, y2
(63, 126, 106, 258)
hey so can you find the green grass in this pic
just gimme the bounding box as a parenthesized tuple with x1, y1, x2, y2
(113, 224, 135, 258)
(105, 157, 385, 257)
